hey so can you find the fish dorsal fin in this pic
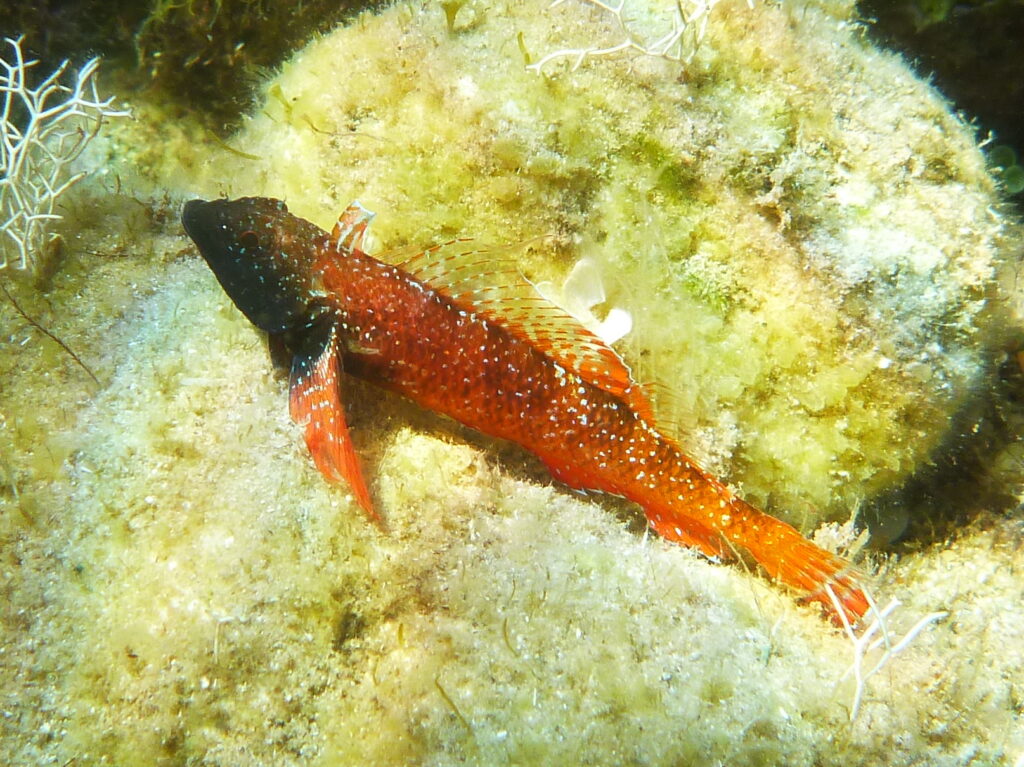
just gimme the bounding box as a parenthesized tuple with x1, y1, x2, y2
(331, 201, 375, 253)
(399, 240, 655, 417)
(635, 380, 689, 450)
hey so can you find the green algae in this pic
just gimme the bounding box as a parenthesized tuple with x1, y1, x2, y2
(1, 0, 1023, 765)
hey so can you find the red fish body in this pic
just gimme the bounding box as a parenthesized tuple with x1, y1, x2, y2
(182, 196, 870, 623)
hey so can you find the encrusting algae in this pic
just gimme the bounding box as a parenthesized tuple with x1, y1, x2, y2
(1, 0, 1023, 765)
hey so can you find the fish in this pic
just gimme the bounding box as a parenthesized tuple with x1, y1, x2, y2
(182, 196, 871, 624)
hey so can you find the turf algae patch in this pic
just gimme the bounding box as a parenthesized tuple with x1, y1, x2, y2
(3, 0, 1022, 764)
(0, 255, 1016, 765)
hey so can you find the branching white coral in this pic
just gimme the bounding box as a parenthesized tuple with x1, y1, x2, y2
(527, 0, 747, 73)
(826, 585, 948, 722)
(0, 36, 129, 272)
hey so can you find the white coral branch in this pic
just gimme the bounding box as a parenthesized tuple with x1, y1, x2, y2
(0, 36, 129, 272)
(826, 584, 948, 722)
(528, 0, 744, 74)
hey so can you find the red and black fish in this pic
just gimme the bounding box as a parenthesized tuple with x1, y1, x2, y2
(182, 196, 870, 623)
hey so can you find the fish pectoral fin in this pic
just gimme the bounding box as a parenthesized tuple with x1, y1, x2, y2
(332, 201, 375, 254)
(289, 319, 381, 526)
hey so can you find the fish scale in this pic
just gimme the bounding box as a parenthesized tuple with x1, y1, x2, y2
(182, 196, 870, 624)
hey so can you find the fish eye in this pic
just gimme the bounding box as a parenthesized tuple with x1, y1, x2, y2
(239, 230, 260, 250)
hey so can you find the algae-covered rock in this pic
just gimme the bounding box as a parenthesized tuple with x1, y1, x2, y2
(3, 249, 1019, 764)
(195, 0, 1011, 529)
(2, 1, 1023, 765)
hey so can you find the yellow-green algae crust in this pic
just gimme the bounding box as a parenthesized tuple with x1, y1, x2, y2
(2, 0, 1024, 764)
(189, 0, 1012, 527)
(1, 245, 1022, 764)
(2, 242, 1021, 763)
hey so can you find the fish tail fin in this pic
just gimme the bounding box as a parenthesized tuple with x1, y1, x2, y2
(289, 320, 382, 527)
(732, 498, 870, 625)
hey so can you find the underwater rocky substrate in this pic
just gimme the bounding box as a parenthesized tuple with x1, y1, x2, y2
(2, 0, 1024, 764)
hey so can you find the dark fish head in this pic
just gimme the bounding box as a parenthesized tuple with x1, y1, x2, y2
(182, 197, 327, 334)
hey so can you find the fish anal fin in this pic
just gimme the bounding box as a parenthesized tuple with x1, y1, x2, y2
(331, 201, 375, 254)
(647, 510, 729, 559)
(542, 455, 595, 492)
(400, 240, 643, 404)
(289, 319, 380, 526)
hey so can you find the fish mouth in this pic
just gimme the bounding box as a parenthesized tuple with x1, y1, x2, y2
(182, 198, 238, 269)
(181, 198, 217, 247)
(181, 197, 252, 315)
